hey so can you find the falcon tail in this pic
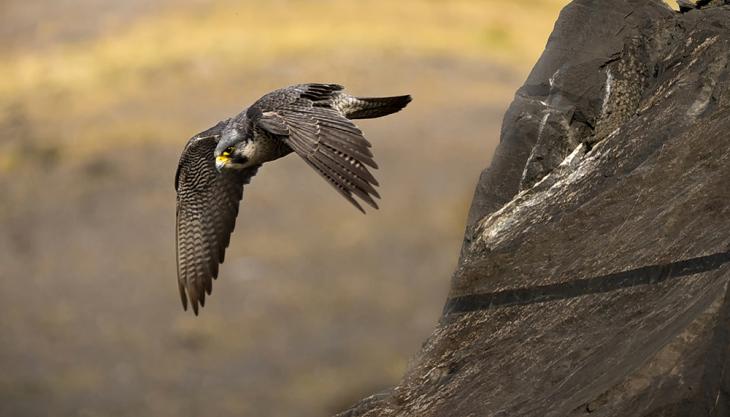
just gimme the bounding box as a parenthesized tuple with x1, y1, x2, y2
(345, 95, 412, 119)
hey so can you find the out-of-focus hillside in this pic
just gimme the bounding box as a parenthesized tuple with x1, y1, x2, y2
(0, 0, 569, 161)
(0, 1, 572, 416)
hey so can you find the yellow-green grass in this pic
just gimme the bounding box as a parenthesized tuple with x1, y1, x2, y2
(0, 0, 568, 156)
(2, 0, 568, 94)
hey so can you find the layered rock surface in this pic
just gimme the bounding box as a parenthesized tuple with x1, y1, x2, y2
(339, 1, 730, 415)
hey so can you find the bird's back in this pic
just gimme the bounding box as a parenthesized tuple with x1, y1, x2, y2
(248, 84, 344, 114)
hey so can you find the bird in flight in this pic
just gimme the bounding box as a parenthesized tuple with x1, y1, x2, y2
(175, 83, 411, 314)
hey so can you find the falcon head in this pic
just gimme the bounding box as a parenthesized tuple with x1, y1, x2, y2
(214, 127, 250, 171)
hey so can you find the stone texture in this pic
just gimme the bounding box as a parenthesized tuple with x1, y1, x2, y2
(338, 1, 730, 416)
(677, 0, 728, 13)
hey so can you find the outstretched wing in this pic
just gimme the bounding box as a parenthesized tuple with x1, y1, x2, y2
(253, 86, 380, 212)
(175, 122, 259, 314)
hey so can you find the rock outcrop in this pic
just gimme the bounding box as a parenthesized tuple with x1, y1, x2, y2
(339, 0, 730, 415)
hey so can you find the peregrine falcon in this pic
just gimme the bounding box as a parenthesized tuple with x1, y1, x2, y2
(175, 83, 411, 314)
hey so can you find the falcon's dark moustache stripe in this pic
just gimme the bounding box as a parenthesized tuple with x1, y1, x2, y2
(444, 250, 730, 315)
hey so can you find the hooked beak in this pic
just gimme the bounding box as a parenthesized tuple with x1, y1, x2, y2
(215, 155, 230, 172)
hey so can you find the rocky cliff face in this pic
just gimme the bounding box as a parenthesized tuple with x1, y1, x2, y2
(339, 1, 730, 416)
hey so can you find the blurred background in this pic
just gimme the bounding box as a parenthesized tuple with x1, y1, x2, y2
(0, 0, 582, 416)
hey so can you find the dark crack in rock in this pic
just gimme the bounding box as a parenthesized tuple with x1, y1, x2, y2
(337, 1, 730, 416)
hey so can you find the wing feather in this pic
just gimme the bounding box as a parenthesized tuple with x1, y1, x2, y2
(253, 93, 381, 211)
(300, 157, 366, 213)
(175, 126, 259, 314)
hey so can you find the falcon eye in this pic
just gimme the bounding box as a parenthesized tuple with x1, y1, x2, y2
(222, 146, 235, 156)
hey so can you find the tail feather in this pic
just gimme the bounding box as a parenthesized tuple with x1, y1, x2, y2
(344, 95, 412, 119)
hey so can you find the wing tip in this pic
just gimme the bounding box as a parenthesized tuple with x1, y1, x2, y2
(178, 281, 189, 311)
(179, 279, 203, 316)
(352, 191, 380, 213)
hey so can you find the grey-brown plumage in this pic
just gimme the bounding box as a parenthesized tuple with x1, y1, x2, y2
(175, 83, 411, 314)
